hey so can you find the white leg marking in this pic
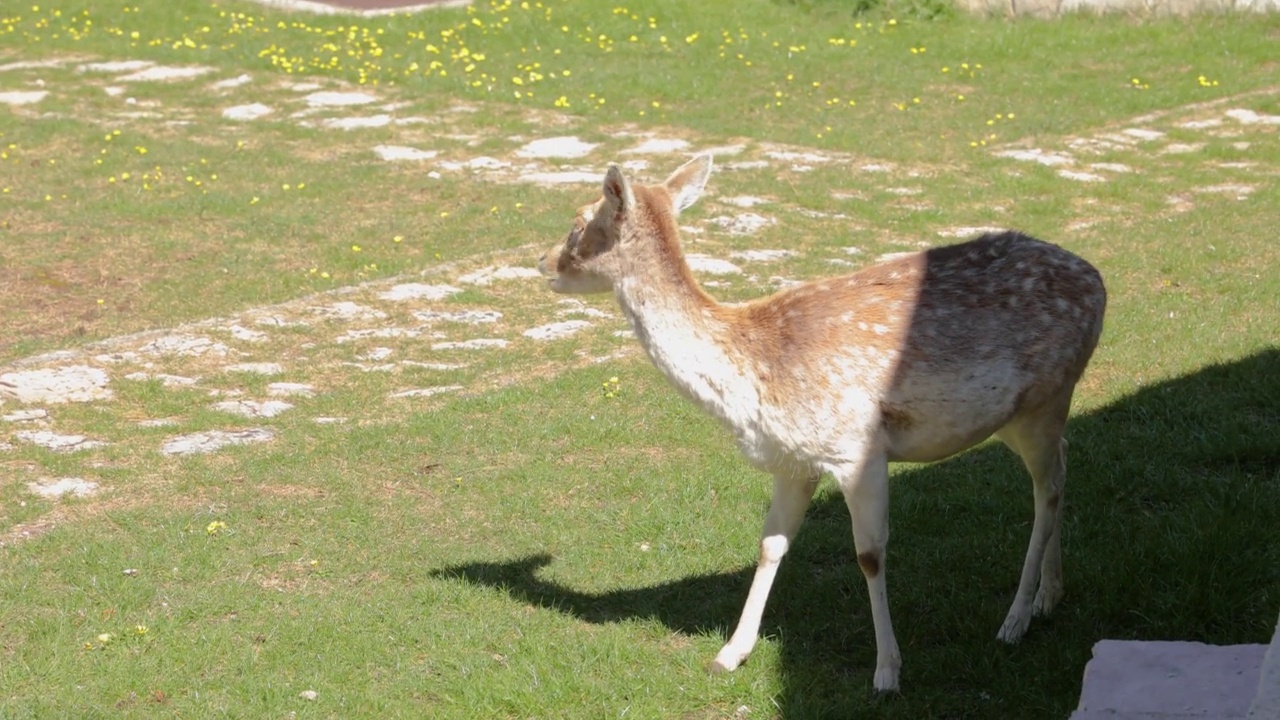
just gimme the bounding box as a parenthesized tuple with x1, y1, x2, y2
(712, 474, 817, 673)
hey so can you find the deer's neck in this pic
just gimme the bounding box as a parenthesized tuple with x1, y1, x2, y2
(613, 229, 758, 427)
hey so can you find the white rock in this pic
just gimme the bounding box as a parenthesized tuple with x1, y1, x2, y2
(211, 74, 252, 90)
(305, 91, 377, 107)
(312, 417, 346, 424)
(124, 372, 198, 387)
(160, 428, 274, 456)
(93, 351, 141, 364)
(335, 328, 421, 343)
(1226, 108, 1280, 125)
(729, 249, 795, 262)
(431, 339, 510, 350)
(225, 363, 284, 375)
(523, 321, 590, 341)
(1122, 128, 1166, 141)
(516, 136, 597, 159)
(389, 386, 463, 398)
(936, 226, 1004, 239)
(1197, 184, 1256, 199)
(622, 138, 690, 154)
(227, 324, 268, 342)
(764, 150, 832, 164)
(361, 347, 393, 361)
(413, 309, 502, 324)
(254, 315, 309, 328)
(138, 418, 179, 427)
(3, 409, 48, 422)
(378, 283, 460, 302)
(517, 171, 600, 184)
(117, 65, 213, 82)
(876, 252, 917, 263)
(210, 400, 294, 418)
(78, 60, 154, 73)
(556, 305, 612, 319)
(373, 145, 438, 161)
(223, 103, 272, 121)
(14, 430, 107, 452)
(721, 196, 769, 208)
(0, 91, 48, 105)
(1058, 170, 1107, 183)
(994, 148, 1075, 167)
(0, 59, 67, 72)
(299, 690, 318, 701)
(268, 382, 315, 397)
(468, 156, 509, 169)
(323, 115, 391, 130)
(1090, 163, 1135, 173)
(709, 213, 775, 236)
(309, 302, 387, 321)
(457, 266, 541, 286)
(342, 362, 396, 372)
(685, 254, 742, 275)
(141, 335, 230, 357)
(0, 366, 112, 404)
(28, 478, 98, 499)
(399, 361, 465, 370)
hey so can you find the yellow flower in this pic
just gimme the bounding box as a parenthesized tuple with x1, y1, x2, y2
(135, 625, 149, 636)
(206, 520, 227, 535)
(97, 633, 112, 644)
(351, 244, 361, 252)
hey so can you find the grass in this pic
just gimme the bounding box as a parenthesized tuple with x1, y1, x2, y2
(2, 0, 1279, 717)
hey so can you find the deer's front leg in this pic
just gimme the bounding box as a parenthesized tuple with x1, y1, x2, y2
(838, 454, 901, 693)
(711, 473, 818, 673)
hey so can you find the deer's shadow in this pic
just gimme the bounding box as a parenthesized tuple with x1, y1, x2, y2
(432, 348, 1280, 716)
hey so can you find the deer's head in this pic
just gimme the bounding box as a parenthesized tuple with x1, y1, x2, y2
(538, 154, 712, 294)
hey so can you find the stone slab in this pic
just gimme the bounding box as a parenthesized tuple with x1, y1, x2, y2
(1072, 640, 1267, 719)
(1249, 612, 1280, 718)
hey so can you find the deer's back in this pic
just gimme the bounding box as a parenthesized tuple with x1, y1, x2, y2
(731, 232, 1105, 463)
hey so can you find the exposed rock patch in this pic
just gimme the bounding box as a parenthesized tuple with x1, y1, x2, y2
(160, 428, 275, 456)
(0, 366, 112, 404)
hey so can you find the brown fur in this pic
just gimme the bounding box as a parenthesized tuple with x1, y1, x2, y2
(537, 155, 1106, 693)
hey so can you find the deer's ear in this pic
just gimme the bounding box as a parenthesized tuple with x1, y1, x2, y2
(664, 154, 712, 215)
(602, 165, 633, 223)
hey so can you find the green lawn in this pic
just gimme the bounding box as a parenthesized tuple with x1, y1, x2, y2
(1, 1, 1277, 717)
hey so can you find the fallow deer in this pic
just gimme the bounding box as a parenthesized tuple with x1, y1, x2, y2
(536, 155, 1106, 692)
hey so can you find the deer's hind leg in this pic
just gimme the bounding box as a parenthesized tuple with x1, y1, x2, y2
(994, 389, 1074, 643)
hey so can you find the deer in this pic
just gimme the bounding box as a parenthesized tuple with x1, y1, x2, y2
(535, 154, 1106, 693)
